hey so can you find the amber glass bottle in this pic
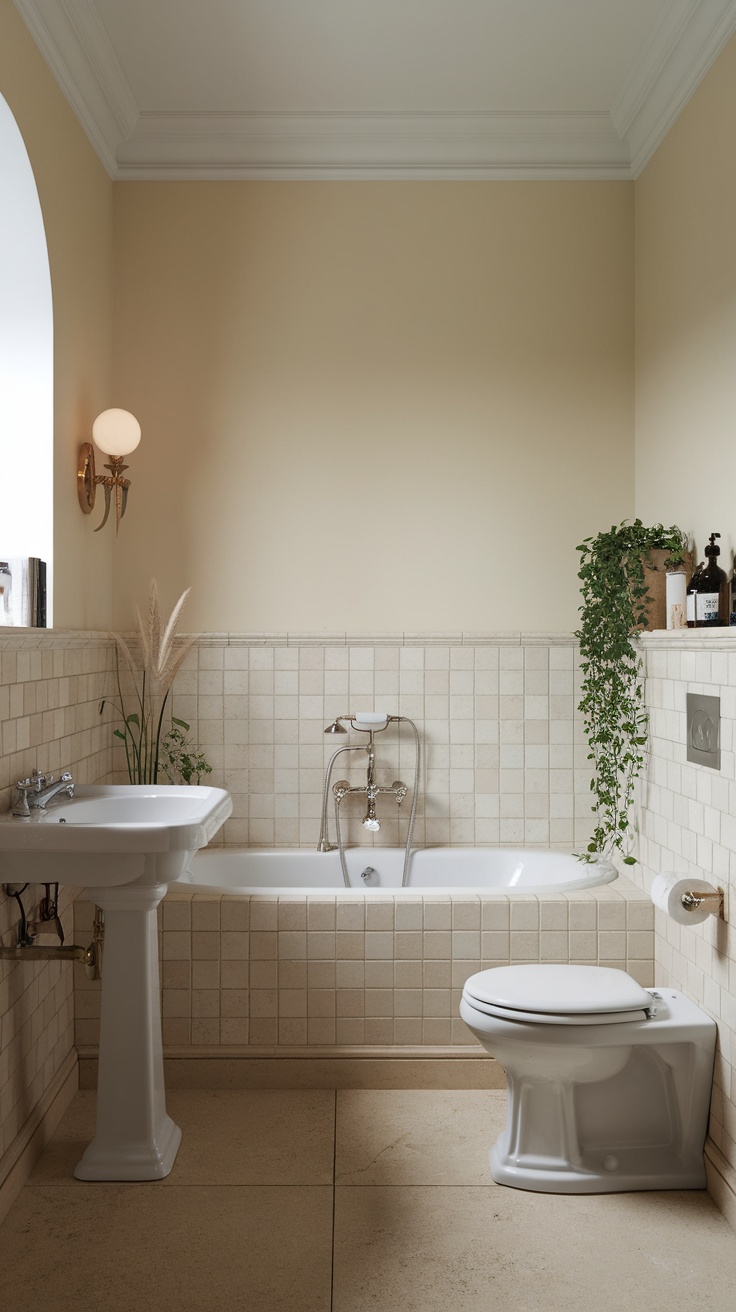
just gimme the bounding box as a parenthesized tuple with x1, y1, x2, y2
(695, 533, 729, 627)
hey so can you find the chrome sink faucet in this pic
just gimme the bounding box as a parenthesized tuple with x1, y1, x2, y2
(13, 769, 75, 817)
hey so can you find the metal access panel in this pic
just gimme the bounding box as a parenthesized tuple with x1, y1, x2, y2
(686, 693, 721, 770)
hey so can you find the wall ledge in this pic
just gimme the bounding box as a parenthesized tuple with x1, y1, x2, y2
(0, 628, 580, 649)
(0, 628, 112, 650)
(638, 629, 736, 650)
(187, 631, 580, 647)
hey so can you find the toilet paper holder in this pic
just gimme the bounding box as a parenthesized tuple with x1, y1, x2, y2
(681, 887, 725, 919)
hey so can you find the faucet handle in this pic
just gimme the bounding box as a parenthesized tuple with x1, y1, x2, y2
(13, 779, 33, 817)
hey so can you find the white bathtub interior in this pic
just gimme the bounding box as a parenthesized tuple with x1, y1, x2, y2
(180, 846, 618, 896)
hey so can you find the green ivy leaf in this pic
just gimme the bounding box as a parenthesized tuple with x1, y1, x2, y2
(575, 519, 687, 863)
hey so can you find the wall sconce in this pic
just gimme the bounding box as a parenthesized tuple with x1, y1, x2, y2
(77, 409, 141, 534)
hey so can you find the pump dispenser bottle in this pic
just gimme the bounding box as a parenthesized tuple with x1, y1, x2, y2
(695, 533, 729, 627)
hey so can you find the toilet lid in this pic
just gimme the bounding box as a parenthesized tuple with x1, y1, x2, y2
(463, 964, 652, 1017)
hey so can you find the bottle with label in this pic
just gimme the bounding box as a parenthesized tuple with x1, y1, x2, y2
(695, 533, 729, 627)
(687, 562, 703, 628)
(730, 554, 736, 625)
(0, 562, 10, 625)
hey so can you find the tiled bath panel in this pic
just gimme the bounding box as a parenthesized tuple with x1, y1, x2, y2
(128, 634, 595, 853)
(73, 880, 654, 1052)
(0, 631, 114, 1174)
(637, 633, 736, 1223)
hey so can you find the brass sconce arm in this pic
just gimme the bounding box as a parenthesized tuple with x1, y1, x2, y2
(77, 409, 141, 536)
(78, 445, 131, 534)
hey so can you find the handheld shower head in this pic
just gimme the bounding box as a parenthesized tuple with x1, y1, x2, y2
(324, 719, 348, 734)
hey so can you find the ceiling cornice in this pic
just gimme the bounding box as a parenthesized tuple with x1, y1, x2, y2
(612, 0, 736, 175)
(12, 0, 736, 181)
(116, 111, 630, 181)
(13, 0, 137, 174)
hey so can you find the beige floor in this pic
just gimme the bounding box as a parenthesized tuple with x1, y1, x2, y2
(2, 1088, 736, 1311)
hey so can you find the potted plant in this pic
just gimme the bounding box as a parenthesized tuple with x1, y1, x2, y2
(100, 580, 211, 785)
(576, 520, 688, 864)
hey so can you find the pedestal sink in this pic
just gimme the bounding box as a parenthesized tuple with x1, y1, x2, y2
(0, 785, 232, 1181)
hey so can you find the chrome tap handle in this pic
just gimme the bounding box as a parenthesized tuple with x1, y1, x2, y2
(13, 779, 33, 817)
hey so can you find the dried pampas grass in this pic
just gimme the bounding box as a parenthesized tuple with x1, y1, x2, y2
(102, 580, 196, 784)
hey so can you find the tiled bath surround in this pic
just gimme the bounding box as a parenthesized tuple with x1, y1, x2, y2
(637, 633, 736, 1223)
(2, 628, 601, 1191)
(0, 631, 113, 1180)
(142, 634, 596, 852)
(73, 881, 654, 1052)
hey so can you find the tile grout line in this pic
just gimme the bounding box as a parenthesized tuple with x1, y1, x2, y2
(330, 1089, 338, 1311)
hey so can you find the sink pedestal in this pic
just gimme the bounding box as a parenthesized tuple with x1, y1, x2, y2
(74, 882, 181, 1181)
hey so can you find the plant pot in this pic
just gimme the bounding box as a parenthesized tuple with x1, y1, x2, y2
(638, 549, 694, 631)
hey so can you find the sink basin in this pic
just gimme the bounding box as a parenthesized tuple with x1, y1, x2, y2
(0, 784, 233, 884)
(0, 781, 233, 1182)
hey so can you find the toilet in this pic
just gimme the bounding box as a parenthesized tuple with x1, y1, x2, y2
(460, 963, 716, 1194)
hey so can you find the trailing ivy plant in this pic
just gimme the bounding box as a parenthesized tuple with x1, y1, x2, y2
(576, 520, 688, 864)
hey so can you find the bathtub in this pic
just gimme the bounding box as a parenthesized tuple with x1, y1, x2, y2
(179, 846, 617, 897)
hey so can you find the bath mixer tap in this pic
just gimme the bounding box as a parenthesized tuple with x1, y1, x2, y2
(13, 769, 75, 817)
(332, 774, 407, 834)
(318, 713, 421, 887)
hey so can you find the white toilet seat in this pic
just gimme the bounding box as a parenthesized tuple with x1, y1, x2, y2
(462, 964, 654, 1027)
(462, 996, 651, 1026)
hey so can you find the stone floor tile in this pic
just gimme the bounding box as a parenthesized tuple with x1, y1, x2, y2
(28, 1089, 336, 1187)
(333, 1184, 736, 1312)
(335, 1089, 506, 1186)
(1, 1184, 333, 1312)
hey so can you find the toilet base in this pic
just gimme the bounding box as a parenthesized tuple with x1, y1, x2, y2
(490, 1142, 707, 1194)
(461, 983, 717, 1197)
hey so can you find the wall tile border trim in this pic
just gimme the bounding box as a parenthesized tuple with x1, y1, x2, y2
(1, 629, 580, 649)
(189, 631, 580, 647)
(0, 630, 112, 651)
(639, 631, 736, 651)
(15, 628, 736, 651)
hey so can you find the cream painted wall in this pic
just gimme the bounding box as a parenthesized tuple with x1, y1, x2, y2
(635, 32, 736, 570)
(111, 181, 634, 632)
(0, 0, 114, 629)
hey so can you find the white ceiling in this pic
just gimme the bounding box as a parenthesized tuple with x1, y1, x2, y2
(13, 0, 736, 178)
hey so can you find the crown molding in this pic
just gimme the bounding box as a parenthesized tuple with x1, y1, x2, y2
(13, 0, 736, 180)
(12, 0, 137, 175)
(612, 0, 736, 176)
(61, 0, 138, 137)
(114, 110, 629, 180)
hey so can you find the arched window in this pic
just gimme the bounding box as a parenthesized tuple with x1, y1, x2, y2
(0, 92, 53, 625)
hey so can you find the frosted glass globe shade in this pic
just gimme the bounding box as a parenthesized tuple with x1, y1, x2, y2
(92, 408, 141, 457)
